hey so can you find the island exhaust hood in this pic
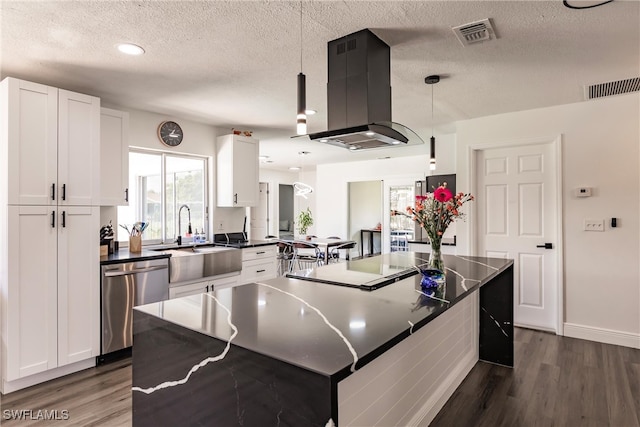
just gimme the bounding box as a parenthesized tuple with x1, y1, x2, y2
(309, 29, 423, 150)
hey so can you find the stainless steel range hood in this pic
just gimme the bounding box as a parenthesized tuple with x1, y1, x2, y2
(309, 29, 423, 150)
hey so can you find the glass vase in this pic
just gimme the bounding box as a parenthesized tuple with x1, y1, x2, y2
(419, 239, 446, 296)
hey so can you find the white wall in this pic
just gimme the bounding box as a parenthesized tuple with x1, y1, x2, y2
(455, 93, 640, 344)
(315, 133, 456, 247)
(106, 107, 248, 237)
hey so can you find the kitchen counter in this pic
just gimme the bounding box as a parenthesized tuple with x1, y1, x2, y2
(211, 239, 278, 249)
(100, 249, 171, 265)
(131, 253, 513, 426)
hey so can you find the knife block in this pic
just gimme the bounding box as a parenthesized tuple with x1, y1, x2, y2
(129, 235, 142, 253)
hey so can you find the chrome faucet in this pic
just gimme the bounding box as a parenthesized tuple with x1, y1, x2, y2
(176, 204, 192, 245)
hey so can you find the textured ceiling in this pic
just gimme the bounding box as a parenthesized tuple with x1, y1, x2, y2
(1, 0, 639, 170)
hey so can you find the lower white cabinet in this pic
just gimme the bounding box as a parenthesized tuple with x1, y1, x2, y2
(169, 280, 210, 299)
(2, 205, 99, 384)
(239, 245, 277, 285)
(169, 273, 241, 299)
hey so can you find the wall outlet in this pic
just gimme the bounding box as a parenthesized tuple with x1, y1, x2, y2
(217, 222, 224, 231)
(584, 219, 604, 231)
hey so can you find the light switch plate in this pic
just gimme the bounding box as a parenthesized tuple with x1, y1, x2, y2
(584, 219, 604, 231)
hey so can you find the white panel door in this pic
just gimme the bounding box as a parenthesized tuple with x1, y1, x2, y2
(250, 182, 269, 239)
(57, 206, 99, 366)
(476, 143, 558, 331)
(58, 89, 100, 206)
(6, 206, 58, 380)
(4, 78, 58, 206)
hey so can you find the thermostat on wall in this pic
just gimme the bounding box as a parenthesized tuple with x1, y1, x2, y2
(576, 187, 592, 197)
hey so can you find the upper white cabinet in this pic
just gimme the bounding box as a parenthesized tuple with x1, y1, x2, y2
(216, 134, 259, 207)
(100, 108, 129, 206)
(1, 78, 100, 206)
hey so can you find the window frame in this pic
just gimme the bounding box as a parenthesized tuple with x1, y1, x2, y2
(123, 148, 209, 245)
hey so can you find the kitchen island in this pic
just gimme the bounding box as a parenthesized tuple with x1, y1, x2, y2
(131, 253, 513, 426)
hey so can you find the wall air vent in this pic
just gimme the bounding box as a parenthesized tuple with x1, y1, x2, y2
(452, 18, 495, 46)
(585, 77, 640, 100)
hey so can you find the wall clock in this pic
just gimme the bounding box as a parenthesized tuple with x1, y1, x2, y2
(158, 121, 184, 147)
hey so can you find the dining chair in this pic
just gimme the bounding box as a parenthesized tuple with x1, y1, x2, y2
(275, 240, 295, 276)
(291, 240, 323, 271)
(328, 241, 357, 263)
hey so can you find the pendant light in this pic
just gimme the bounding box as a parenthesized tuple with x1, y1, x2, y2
(296, 1, 307, 135)
(293, 151, 314, 198)
(425, 75, 440, 171)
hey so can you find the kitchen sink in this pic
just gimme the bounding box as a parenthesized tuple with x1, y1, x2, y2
(156, 246, 242, 283)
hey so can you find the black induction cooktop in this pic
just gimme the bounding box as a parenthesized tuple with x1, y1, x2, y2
(287, 252, 429, 291)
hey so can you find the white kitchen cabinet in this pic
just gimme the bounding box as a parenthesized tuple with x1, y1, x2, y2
(169, 280, 211, 299)
(3, 205, 99, 381)
(169, 273, 241, 299)
(100, 108, 129, 206)
(57, 206, 100, 366)
(239, 245, 277, 285)
(211, 273, 240, 290)
(1, 77, 100, 392)
(1, 77, 100, 207)
(216, 134, 259, 207)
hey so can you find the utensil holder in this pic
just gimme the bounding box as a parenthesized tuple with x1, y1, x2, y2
(129, 235, 142, 253)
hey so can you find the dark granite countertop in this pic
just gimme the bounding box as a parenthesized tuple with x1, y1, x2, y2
(100, 249, 171, 265)
(134, 253, 512, 381)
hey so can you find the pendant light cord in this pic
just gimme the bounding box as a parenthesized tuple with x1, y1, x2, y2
(300, 1, 303, 73)
(431, 83, 434, 137)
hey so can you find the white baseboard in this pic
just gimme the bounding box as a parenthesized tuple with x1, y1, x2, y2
(406, 351, 478, 427)
(2, 358, 95, 394)
(563, 322, 640, 349)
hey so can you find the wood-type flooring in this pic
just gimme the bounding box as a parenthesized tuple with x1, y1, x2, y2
(1, 328, 638, 426)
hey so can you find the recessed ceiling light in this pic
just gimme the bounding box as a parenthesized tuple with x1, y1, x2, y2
(116, 43, 145, 56)
(391, 140, 400, 145)
(349, 146, 358, 150)
(304, 109, 317, 115)
(319, 139, 328, 143)
(289, 166, 301, 171)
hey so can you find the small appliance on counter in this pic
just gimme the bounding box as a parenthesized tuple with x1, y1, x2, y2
(100, 221, 115, 255)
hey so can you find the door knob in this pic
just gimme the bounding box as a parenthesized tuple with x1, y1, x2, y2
(536, 243, 553, 249)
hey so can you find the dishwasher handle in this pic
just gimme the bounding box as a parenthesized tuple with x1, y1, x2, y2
(103, 265, 168, 277)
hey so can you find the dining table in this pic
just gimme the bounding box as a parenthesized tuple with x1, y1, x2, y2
(281, 237, 357, 264)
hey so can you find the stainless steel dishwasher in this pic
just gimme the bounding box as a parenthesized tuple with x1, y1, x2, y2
(100, 258, 169, 356)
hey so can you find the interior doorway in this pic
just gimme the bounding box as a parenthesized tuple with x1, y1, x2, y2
(278, 184, 294, 239)
(249, 182, 269, 239)
(348, 181, 383, 257)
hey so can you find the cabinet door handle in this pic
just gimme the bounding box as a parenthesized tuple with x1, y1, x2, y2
(206, 285, 209, 292)
(233, 193, 238, 204)
(51, 211, 56, 228)
(51, 183, 56, 201)
(61, 211, 66, 228)
(256, 269, 266, 273)
(124, 188, 129, 202)
(62, 184, 66, 201)
(256, 251, 266, 255)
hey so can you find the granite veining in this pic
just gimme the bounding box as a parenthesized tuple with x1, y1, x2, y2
(132, 252, 514, 426)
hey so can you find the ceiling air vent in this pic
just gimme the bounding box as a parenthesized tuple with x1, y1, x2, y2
(585, 77, 640, 100)
(452, 18, 495, 46)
